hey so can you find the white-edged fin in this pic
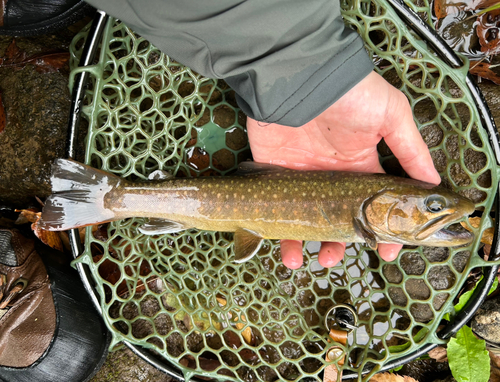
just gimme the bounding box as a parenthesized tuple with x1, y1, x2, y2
(39, 159, 117, 231)
(235, 161, 286, 176)
(148, 170, 174, 181)
(233, 228, 264, 263)
(139, 218, 188, 235)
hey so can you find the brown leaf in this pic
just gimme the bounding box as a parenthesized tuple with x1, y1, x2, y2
(490, 350, 500, 382)
(369, 373, 418, 382)
(470, 61, 500, 84)
(477, 8, 500, 55)
(434, 0, 449, 20)
(428, 345, 448, 362)
(0, 38, 69, 73)
(15, 209, 63, 252)
(461, 217, 494, 245)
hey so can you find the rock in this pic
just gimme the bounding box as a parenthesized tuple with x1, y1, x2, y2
(399, 358, 452, 382)
(472, 296, 500, 344)
(0, 32, 86, 207)
(90, 347, 175, 382)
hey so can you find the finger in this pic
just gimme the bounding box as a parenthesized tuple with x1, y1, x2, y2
(280, 239, 303, 269)
(318, 242, 345, 268)
(383, 93, 441, 185)
(378, 243, 403, 262)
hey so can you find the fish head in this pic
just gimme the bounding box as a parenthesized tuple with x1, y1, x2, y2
(363, 185, 475, 246)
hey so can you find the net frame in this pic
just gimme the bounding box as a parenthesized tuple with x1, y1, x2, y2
(64, 1, 500, 380)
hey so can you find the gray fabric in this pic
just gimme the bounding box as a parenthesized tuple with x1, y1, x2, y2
(0, 231, 17, 267)
(84, 0, 374, 127)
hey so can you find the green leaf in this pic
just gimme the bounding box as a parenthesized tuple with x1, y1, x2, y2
(454, 276, 498, 314)
(448, 325, 490, 382)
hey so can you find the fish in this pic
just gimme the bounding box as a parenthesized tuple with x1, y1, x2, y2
(39, 159, 475, 263)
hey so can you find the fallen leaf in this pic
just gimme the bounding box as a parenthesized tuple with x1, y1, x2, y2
(15, 209, 63, 252)
(470, 61, 500, 85)
(477, 8, 500, 56)
(490, 350, 500, 382)
(428, 346, 449, 362)
(0, 39, 69, 73)
(461, 217, 494, 245)
(434, 0, 498, 20)
(369, 372, 418, 381)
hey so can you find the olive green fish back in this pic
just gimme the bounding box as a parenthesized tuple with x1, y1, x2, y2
(68, 1, 499, 380)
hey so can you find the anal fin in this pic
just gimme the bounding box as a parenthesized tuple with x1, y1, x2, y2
(234, 228, 264, 263)
(139, 218, 189, 235)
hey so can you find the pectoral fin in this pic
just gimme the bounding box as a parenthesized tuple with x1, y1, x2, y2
(353, 218, 378, 250)
(234, 228, 264, 263)
(139, 218, 189, 235)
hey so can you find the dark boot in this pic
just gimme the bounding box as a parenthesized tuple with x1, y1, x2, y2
(0, 0, 94, 36)
(0, 229, 110, 382)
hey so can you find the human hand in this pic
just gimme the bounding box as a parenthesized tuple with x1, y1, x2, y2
(247, 71, 441, 269)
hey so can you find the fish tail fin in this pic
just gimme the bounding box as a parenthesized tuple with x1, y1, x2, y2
(40, 159, 118, 231)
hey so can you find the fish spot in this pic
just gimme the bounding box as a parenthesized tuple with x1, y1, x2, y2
(241, 195, 245, 200)
(321, 194, 325, 198)
(255, 208, 259, 213)
(226, 195, 229, 199)
(295, 188, 299, 192)
(217, 207, 222, 212)
(233, 193, 238, 198)
(328, 191, 333, 196)
(343, 204, 347, 209)
(272, 208, 276, 214)
(312, 192, 316, 197)
(261, 191, 265, 194)
(254, 194, 258, 198)
(283, 188, 288, 193)
(341, 191, 345, 196)
(273, 194, 278, 198)
(302, 193, 306, 197)
(348, 191, 352, 196)
(233, 208, 238, 212)
(247, 189, 251, 192)
(217, 193, 221, 198)
(244, 206, 248, 211)
(203, 192, 207, 197)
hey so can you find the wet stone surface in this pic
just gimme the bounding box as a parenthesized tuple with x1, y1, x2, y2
(472, 295, 500, 344)
(0, 31, 85, 207)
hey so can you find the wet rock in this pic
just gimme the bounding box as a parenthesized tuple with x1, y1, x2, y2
(472, 295, 500, 344)
(90, 347, 175, 382)
(399, 358, 452, 382)
(0, 32, 86, 207)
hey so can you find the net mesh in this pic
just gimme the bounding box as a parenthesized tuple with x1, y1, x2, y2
(68, 0, 499, 380)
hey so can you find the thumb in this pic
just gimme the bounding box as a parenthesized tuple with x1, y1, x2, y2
(382, 90, 441, 185)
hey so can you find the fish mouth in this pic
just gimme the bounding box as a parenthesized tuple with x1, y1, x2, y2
(416, 215, 474, 246)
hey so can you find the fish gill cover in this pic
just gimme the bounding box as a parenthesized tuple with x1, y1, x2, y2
(68, 1, 498, 380)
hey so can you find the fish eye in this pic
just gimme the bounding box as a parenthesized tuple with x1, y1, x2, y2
(425, 195, 447, 213)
